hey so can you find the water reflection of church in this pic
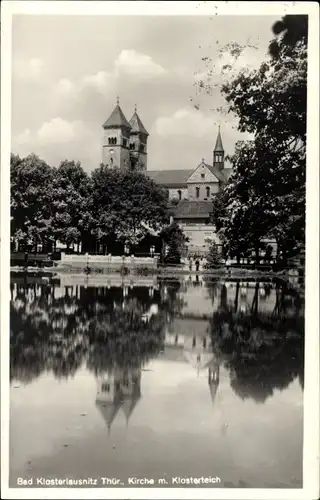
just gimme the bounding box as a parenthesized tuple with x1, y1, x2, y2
(95, 312, 220, 432)
(163, 317, 220, 403)
(96, 367, 142, 433)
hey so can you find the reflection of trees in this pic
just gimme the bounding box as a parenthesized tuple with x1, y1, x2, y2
(158, 279, 186, 320)
(203, 277, 220, 305)
(11, 278, 304, 401)
(210, 281, 304, 403)
(87, 299, 165, 375)
(10, 281, 177, 383)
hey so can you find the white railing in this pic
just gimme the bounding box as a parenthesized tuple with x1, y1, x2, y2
(60, 253, 158, 268)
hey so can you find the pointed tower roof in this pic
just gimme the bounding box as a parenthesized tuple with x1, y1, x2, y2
(95, 399, 122, 430)
(129, 108, 149, 136)
(102, 99, 131, 130)
(122, 392, 141, 423)
(214, 126, 224, 152)
(209, 381, 219, 404)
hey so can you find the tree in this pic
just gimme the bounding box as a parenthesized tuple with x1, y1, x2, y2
(10, 153, 54, 251)
(11, 157, 169, 254)
(268, 15, 308, 59)
(50, 160, 92, 251)
(198, 16, 307, 266)
(160, 222, 188, 265)
(204, 239, 223, 269)
(90, 165, 169, 251)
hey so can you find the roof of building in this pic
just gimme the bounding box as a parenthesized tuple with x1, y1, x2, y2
(201, 162, 226, 183)
(102, 104, 131, 130)
(129, 112, 149, 136)
(173, 200, 214, 219)
(214, 127, 224, 152)
(147, 169, 194, 187)
(147, 164, 226, 187)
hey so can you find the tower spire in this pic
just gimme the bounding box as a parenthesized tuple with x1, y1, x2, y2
(116, 95, 120, 105)
(213, 125, 224, 170)
(214, 126, 224, 152)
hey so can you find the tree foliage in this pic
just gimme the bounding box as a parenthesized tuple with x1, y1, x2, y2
(204, 240, 223, 268)
(197, 16, 307, 265)
(160, 222, 188, 265)
(11, 154, 55, 251)
(10, 156, 169, 252)
(90, 164, 168, 246)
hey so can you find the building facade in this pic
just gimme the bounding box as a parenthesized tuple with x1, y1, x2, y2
(102, 102, 233, 253)
(102, 99, 148, 171)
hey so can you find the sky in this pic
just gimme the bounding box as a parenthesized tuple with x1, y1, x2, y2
(11, 14, 279, 172)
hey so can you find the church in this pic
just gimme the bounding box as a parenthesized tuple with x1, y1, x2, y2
(102, 100, 233, 253)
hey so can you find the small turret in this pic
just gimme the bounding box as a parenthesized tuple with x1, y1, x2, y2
(213, 126, 224, 171)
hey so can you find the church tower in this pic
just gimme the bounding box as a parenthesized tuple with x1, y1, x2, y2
(102, 98, 131, 170)
(128, 106, 149, 171)
(213, 126, 224, 171)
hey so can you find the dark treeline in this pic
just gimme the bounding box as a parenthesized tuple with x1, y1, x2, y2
(10, 154, 169, 255)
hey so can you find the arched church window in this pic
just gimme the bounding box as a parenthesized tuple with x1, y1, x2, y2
(177, 190, 182, 200)
(196, 187, 200, 198)
(130, 143, 135, 150)
(139, 144, 145, 153)
(123, 138, 127, 147)
(206, 186, 210, 197)
(201, 173, 205, 179)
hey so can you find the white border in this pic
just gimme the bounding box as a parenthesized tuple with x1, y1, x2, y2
(1, 2, 319, 499)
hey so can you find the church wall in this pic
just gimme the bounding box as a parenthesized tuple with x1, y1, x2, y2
(102, 128, 131, 169)
(168, 188, 188, 200)
(130, 151, 147, 171)
(187, 183, 219, 201)
(129, 134, 147, 154)
(187, 164, 219, 184)
(179, 224, 221, 251)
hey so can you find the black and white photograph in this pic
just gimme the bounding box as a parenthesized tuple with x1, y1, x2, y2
(1, 2, 319, 499)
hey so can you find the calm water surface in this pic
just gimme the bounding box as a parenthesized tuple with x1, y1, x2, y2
(10, 274, 304, 488)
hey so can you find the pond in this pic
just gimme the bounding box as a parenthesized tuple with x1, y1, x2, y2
(10, 273, 304, 489)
